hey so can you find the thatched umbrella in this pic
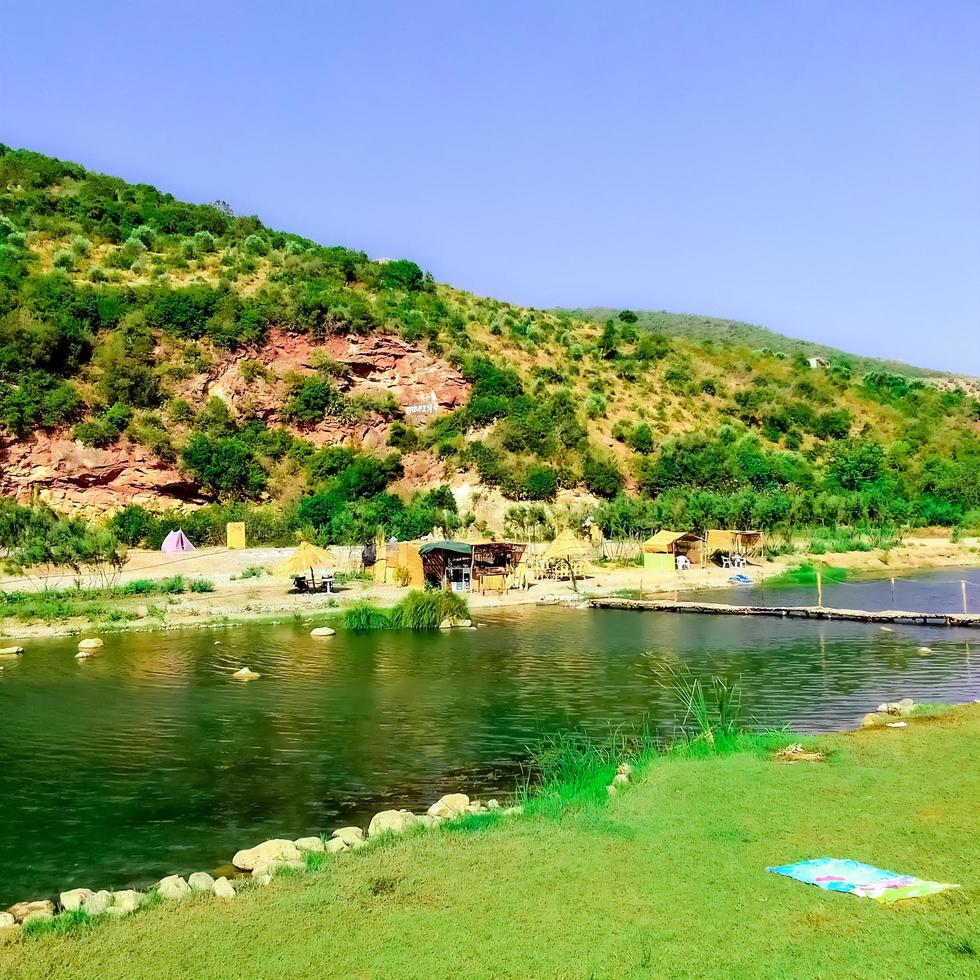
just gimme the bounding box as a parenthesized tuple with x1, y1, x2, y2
(544, 528, 590, 561)
(273, 542, 337, 587)
(543, 529, 590, 588)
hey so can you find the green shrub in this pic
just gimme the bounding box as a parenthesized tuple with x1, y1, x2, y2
(389, 589, 469, 630)
(344, 601, 391, 631)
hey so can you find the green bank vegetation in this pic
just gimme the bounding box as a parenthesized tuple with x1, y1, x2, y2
(2, 701, 976, 977)
(0, 575, 216, 623)
(343, 589, 469, 631)
(1, 146, 979, 550)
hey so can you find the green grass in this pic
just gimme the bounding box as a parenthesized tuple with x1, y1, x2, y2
(342, 600, 391, 631)
(1, 706, 977, 978)
(343, 591, 471, 632)
(0, 578, 217, 622)
(767, 561, 849, 588)
(389, 589, 470, 630)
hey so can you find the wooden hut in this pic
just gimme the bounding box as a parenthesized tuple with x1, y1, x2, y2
(641, 530, 704, 572)
(472, 541, 526, 593)
(704, 530, 763, 563)
(419, 541, 474, 591)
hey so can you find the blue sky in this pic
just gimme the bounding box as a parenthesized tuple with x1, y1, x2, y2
(4, 1, 979, 372)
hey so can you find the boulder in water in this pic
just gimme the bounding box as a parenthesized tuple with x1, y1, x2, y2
(232, 666, 261, 681)
(310, 626, 335, 637)
(0, 646, 24, 656)
(77, 638, 104, 651)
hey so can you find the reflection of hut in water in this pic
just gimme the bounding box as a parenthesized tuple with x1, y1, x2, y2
(641, 530, 703, 571)
(704, 529, 763, 562)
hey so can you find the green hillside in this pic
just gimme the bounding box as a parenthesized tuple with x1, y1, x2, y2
(1, 145, 979, 554)
(564, 307, 947, 379)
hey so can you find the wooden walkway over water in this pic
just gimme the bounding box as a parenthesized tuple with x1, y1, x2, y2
(589, 597, 980, 628)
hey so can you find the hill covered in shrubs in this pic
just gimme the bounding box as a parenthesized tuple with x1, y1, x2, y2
(1, 144, 978, 549)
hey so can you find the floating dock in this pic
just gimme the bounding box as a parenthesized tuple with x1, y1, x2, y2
(589, 597, 980, 628)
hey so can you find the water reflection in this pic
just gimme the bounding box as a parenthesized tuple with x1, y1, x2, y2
(0, 578, 977, 903)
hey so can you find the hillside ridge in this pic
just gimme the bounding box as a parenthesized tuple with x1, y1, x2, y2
(1, 145, 978, 546)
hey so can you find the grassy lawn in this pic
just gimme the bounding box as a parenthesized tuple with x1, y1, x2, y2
(2, 707, 977, 978)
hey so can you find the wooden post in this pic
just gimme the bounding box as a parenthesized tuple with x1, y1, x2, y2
(963, 581, 968, 615)
(890, 577, 896, 609)
(816, 571, 823, 608)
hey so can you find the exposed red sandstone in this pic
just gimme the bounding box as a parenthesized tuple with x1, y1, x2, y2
(0, 433, 201, 515)
(0, 332, 470, 513)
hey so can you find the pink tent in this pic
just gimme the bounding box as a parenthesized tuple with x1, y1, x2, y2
(160, 529, 195, 553)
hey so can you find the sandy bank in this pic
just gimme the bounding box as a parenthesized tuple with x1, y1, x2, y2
(1, 535, 977, 640)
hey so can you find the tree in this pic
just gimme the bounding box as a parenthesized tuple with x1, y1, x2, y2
(524, 465, 559, 501)
(618, 309, 638, 324)
(182, 434, 266, 499)
(582, 454, 624, 499)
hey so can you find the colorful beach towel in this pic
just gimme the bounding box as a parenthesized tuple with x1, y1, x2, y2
(766, 858, 959, 903)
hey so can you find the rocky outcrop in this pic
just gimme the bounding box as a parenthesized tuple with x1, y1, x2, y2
(0, 432, 200, 515)
(186, 328, 469, 439)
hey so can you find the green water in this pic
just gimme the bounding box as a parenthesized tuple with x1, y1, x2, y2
(1, 578, 978, 905)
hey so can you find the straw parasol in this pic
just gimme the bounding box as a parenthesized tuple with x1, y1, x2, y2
(273, 541, 337, 582)
(543, 528, 590, 561)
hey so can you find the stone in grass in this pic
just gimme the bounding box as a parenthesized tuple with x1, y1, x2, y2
(8, 900, 54, 923)
(107, 891, 145, 916)
(253, 859, 305, 877)
(606, 784, 618, 796)
(0, 913, 14, 928)
(368, 809, 420, 837)
(294, 837, 325, 853)
(22, 909, 54, 925)
(616, 763, 633, 779)
(861, 713, 880, 728)
(426, 794, 470, 820)
(331, 826, 364, 846)
(212, 877, 236, 900)
(59, 887, 93, 912)
(188, 872, 215, 892)
(233, 839, 302, 871)
(83, 890, 112, 916)
(325, 838, 348, 854)
(310, 626, 335, 637)
(254, 874, 273, 888)
(612, 772, 630, 788)
(157, 875, 191, 901)
(501, 806, 524, 817)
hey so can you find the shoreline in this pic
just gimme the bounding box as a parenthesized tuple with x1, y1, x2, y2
(2, 701, 977, 973)
(2, 538, 978, 640)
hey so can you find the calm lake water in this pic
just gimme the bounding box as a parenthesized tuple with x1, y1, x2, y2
(1, 567, 978, 904)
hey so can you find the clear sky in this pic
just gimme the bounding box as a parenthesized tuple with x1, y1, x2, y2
(4, 1, 979, 372)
